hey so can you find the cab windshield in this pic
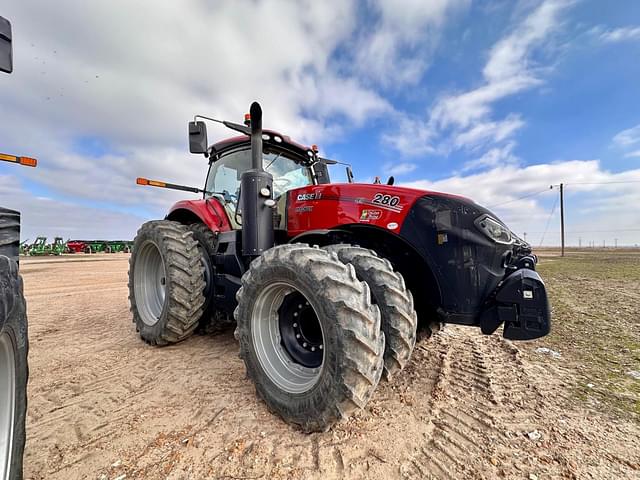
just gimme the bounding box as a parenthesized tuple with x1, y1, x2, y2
(205, 148, 313, 207)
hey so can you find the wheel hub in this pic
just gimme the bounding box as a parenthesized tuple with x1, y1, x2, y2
(278, 293, 323, 368)
(251, 282, 325, 394)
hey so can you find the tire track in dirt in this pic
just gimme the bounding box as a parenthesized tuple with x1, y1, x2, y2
(400, 331, 502, 479)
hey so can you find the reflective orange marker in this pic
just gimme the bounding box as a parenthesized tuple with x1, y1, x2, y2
(136, 177, 150, 186)
(0, 153, 38, 167)
(19, 156, 37, 167)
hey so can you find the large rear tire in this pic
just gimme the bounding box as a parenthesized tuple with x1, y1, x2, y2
(235, 244, 385, 432)
(0, 256, 28, 480)
(128, 220, 205, 346)
(324, 244, 418, 380)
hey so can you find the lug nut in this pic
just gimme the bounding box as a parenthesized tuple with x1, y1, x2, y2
(311, 347, 316, 352)
(298, 304, 303, 309)
(293, 312, 298, 317)
(296, 334, 301, 339)
(305, 301, 309, 306)
(293, 323, 298, 328)
(319, 345, 323, 350)
(303, 342, 308, 348)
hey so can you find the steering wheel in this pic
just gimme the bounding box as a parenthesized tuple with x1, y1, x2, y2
(220, 190, 239, 205)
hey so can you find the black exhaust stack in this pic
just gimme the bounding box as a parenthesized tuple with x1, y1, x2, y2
(240, 102, 274, 257)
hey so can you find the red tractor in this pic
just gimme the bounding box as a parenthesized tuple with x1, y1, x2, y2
(130, 102, 550, 432)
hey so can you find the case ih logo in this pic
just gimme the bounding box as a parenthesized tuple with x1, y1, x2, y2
(297, 193, 320, 201)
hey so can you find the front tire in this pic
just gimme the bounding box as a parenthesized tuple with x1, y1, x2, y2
(128, 221, 205, 346)
(324, 245, 418, 380)
(0, 256, 28, 480)
(235, 244, 385, 432)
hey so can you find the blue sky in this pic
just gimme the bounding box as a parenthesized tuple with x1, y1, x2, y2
(1, 0, 640, 246)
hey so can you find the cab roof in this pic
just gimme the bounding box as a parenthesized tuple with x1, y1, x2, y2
(210, 129, 315, 164)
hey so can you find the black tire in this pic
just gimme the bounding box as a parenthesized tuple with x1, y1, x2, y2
(0, 207, 20, 264)
(187, 223, 221, 329)
(128, 220, 205, 346)
(324, 244, 417, 380)
(235, 244, 385, 432)
(0, 255, 28, 480)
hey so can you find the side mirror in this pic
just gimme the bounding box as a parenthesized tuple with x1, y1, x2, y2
(346, 166, 354, 183)
(189, 121, 208, 154)
(0, 16, 13, 74)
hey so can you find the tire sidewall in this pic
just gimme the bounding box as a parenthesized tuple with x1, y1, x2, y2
(238, 262, 345, 424)
(129, 228, 173, 343)
(0, 256, 28, 479)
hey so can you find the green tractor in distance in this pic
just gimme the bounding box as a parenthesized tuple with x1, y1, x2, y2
(27, 236, 48, 256)
(48, 237, 67, 255)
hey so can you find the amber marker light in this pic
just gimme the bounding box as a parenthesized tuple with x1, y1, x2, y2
(136, 177, 150, 186)
(19, 157, 37, 167)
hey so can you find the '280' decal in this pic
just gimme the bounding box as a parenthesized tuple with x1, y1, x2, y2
(372, 193, 400, 207)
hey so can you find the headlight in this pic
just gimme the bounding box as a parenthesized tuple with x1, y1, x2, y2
(475, 215, 513, 244)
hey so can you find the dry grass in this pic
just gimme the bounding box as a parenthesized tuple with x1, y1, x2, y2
(533, 249, 640, 418)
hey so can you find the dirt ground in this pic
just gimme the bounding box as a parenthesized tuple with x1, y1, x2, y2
(20, 251, 640, 479)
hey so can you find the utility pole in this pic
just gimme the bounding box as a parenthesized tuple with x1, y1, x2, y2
(560, 183, 565, 257)
(615, 238, 618, 249)
(579, 237, 582, 248)
(523, 232, 527, 242)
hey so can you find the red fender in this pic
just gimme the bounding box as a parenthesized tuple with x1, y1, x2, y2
(166, 198, 232, 233)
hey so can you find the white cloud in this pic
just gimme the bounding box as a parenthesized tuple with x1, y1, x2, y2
(402, 159, 640, 246)
(385, 0, 573, 164)
(383, 162, 418, 176)
(353, 0, 470, 86)
(596, 26, 640, 43)
(625, 150, 640, 158)
(613, 124, 640, 147)
(453, 115, 525, 150)
(460, 142, 518, 172)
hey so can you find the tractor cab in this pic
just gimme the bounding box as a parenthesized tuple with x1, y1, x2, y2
(204, 132, 319, 229)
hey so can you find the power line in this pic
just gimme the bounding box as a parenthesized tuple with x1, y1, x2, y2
(488, 186, 554, 208)
(565, 180, 640, 185)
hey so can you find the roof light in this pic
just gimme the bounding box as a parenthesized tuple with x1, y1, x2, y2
(244, 113, 251, 126)
(273, 136, 282, 143)
(136, 177, 149, 185)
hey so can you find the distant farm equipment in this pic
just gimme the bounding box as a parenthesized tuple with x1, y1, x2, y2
(19, 238, 133, 256)
(27, 236, 48, 256)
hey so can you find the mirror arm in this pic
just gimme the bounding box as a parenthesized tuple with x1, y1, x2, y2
(194, 115, 251, 136)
